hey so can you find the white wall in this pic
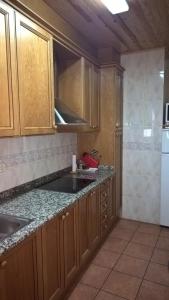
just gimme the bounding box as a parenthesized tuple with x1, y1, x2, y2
(121, 48, 164, 224)
(0, 133, 77, 192)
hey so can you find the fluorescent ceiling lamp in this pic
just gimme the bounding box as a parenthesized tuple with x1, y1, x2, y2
(101, 0, 129, 14)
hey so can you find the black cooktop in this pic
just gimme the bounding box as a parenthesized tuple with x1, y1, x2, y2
(38, 176, 95, 194)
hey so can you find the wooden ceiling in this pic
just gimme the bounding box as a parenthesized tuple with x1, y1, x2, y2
(44, 0, 169, 54)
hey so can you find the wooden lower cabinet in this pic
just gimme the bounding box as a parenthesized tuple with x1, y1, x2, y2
(78, 195, 90, 265)
(0, 235, 38, 300)
(108, 177, 116, 226)
(41, 217, 63, 300)
(78, 187, 100, 266)
(100, 177, 116, 237)
(40, 203, 78, 300)
(88, 189, 100, 250)
(0, 177, 115, 300)
(63, 205, 79, 288)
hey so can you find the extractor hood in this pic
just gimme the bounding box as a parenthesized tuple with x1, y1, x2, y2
(54, 100, 87, 125)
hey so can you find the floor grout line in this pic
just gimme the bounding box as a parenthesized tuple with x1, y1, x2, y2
(93, 221, 140, 299)
(68, 220, 169, 299)
(134, 225, 162, 299)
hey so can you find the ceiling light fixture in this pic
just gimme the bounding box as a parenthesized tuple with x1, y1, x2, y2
(101, 0, 129, 14)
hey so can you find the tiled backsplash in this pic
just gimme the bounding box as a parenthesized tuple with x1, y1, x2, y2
(0, 133, 77, 192)
(121, 48, 164, 224)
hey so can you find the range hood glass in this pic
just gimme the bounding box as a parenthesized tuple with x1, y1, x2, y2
(55, 100, 87, 125)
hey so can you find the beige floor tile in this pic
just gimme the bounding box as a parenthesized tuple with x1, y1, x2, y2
(137, 223, 161, 236)
(81, 264, 111, 289)
(160, 227, 169, 239)
(151, 248, 169, 266)
(114, 254, 148, 278)
(102, 237, 128, 254)
(93, 248, 120, 269)
(115, 219, 139, 232)
(68, 283, 98, 300)
(109, 228, 135, 241)
(131, 231, 158, 247)
(124, 242, 154, 260)
(144, 262, 169, 286)
(103, 270, 141, 300)
(95, 290, 124, 300)
(136, 280, 169, 300)
(156, 237, 169, 251)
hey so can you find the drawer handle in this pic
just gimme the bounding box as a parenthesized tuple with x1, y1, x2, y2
(0, 261, 7, 268)
(66, 212, 70, 217)
(62, 215, 66, 220)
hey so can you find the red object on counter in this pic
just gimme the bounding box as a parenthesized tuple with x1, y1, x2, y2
(81, 153, 99, 168)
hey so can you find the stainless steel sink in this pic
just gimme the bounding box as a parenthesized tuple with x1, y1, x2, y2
(0, 214, 32, 242)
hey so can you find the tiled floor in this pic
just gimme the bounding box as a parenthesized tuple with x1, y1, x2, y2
(68, 219, 169, 300)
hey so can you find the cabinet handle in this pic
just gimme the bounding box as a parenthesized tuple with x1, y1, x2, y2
(66, 212, 70, 217)
(62, 215, 66, 220)
(0, 261, 7, 268)
(103, 192, 107, 197)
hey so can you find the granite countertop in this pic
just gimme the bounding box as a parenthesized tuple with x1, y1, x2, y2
(0, 168, 114, 256)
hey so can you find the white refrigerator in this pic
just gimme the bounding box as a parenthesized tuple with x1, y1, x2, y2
(160, 129, 169, 227)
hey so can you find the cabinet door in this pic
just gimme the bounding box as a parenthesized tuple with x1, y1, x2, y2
(108, 177, 116, 226)
(0, 236, 37, 300)
(0, 1, 19, 136)
(90, 66, 100, 130)
(115, 131, 123, 216)
(15, 13, 55, 135)
(88, 189, 100, 250)
(41, 217, 63, 300)
(114, 70, 123, 216)
(78, 196, 90, 265)
(83, 58, 92, 123)
(63, 205, 79, 288)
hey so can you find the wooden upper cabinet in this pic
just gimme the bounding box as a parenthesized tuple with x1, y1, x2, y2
(15, 13, 55, 135)
(82, 58, 92, 123)
(0, 235, 37, 300)
(83, 59, 100, 130)
(115, 69, 123, 130)
(0, 1, 20, 136)
(90, 66, 100, 130)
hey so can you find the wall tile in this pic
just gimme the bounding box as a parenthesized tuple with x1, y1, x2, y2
(0, 133, 77, 192)
(121, 48, 164, 224)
